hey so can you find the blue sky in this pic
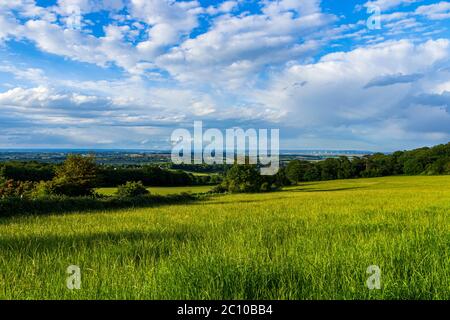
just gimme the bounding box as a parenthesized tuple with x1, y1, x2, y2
(0, 0, 449, 151)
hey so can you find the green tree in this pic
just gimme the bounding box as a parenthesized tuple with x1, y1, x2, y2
(222, 164, 263, 193)
(285, 160, 306, 184)
(304, 164, 320, 181)
(320, 158, 340, 180)
(403, 158, 424, 175)
(350, 157, 366, 178)
(363, 153, 394, 177)
(337, 156, 352, 179)
(51, 154, 98, 196)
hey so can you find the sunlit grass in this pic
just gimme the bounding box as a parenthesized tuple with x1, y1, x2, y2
(0, 176, 449, 299)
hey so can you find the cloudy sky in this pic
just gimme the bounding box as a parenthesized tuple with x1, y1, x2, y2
(0, 0, 449, 151)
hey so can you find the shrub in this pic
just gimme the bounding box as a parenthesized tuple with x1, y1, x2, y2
(31, 181, 57, 198)
(209, 184, 228, 194)
(31, 178, 97, 198)
(0, 179, 35, 199)
(0, 192, 199, 217)
(217, 164, 287, 193)
(116, 181, 149, 198)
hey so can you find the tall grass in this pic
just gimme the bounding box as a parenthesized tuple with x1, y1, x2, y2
(0, 176, 449, 299)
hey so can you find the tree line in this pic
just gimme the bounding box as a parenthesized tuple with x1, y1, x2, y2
(0, 160, 220, 187)
(285, 142, 450, 184)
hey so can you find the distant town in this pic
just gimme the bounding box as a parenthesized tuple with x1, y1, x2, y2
(0, 149, 374, 165)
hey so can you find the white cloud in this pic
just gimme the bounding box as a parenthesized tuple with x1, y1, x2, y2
(247, 39, 450, 149)
(156, 0, 335, 87)
(0, 86, 112, 110)
(205, 1, 238, 15)
(132, 0, 201, 58)
(0, 65, 47, 83)
(415, 1, 450, 20)
(0, 0, 200, 74)
(363, 0, 422, 11)
(54, 0, 125, 15)
(23, 19, 108, 65)
(0, 0, 336, 82)
(0, 8, 24, 40)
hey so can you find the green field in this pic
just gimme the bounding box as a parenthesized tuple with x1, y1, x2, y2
(96, 185, 214, 196)
(1, 176, 449, 299)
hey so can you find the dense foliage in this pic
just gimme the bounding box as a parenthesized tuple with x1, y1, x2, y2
(0, 160, 220, 187)
(116, 181, 150, 198)
(168, 163, 231, 173)
(285, 142, 450, 184)
(0, 193, 198, 217)
(97, 165, 220, 187)
(26, 154, 99, 197)
(0, 178, 36, 199)
(0, 161, 54, 182)
(215, 164, 289, 193)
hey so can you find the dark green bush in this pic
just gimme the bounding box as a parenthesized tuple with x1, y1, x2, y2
(116, 181, 149, 198)
(0, 193, 199, 217)
(221, 164, 263, 193)
(209, 184, 228, 194)
(0, 161, 55, 182)
(213, 164, 289, 194)
(97, 165, 213, 187)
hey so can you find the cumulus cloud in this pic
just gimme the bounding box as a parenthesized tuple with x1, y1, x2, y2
(0, 86, 112, 111)
(246, 39, 450, 149)
(415, 1, 450, 20)
(363, 0, 422, 11)
(0, 0, 339, 81)
(132, 0, 201, 58)
(156, 0, 335, 87)
(205, 1, 238, 15)
(54, 0, 125, 15)
(0, 0, 199, 74)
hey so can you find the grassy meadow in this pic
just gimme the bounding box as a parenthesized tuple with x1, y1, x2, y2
(0, 176, 449, 299)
